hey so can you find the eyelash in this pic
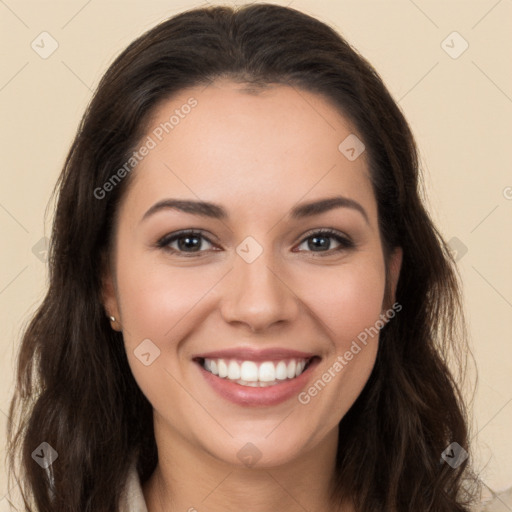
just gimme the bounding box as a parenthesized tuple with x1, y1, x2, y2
(156, 228, 355, 258)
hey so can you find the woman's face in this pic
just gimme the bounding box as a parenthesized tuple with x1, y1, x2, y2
(103, 80, 401, 468)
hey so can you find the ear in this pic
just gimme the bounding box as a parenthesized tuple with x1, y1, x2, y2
(386, 246, 403, 307)
(100, 253, 122, 331)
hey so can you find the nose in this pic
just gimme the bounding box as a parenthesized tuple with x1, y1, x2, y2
(219, 251, 299, 334)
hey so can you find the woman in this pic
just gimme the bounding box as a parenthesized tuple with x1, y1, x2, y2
(7, 3, 480, 511)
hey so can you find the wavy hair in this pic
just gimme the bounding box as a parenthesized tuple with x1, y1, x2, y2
(7, 3, 478, 511)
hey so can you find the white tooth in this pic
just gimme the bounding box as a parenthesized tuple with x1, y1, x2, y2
(240, 361, 258, 382)
(207, 358, 309, 382)
(259, 361, 276, 382)
(218, 359, 228, 378)
(227, 360, 241, 380)
(275, 361, 288, 380)
(287, 360, 296, 379)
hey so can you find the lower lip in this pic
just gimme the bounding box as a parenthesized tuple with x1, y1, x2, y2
(195, 358, 320, 407)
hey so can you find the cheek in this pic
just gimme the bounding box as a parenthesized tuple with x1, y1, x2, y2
(298, 256, 387, 349)
(114, 253, 221, 396)
(295, 258, 386, 421)
(116, 255, 220, 342)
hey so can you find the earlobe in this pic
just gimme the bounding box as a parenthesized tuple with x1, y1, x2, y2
(100, 261, 122, 331)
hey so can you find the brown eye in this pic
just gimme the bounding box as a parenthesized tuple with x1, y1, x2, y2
(295, 229, 354, 255)
(157, 230, 216, 255)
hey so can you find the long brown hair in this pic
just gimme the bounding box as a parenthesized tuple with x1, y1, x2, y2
(7, 3, 479, 511)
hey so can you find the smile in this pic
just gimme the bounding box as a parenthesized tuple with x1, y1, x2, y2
(193, 352, 321, 406)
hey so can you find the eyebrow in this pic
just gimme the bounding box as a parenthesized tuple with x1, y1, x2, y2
(141, 195, 369, 225)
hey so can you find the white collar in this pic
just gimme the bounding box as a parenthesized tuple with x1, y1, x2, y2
(119, 461, 149, 512)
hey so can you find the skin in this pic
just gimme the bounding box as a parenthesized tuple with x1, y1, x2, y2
(102, 80, 402, 512)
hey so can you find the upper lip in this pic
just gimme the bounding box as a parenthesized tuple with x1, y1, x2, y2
(192, 347, 318, 362)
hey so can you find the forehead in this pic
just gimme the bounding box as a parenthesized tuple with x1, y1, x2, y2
(121, 80, 376, 224)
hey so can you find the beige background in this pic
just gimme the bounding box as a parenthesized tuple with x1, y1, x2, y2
(1, 0, 511, 510)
